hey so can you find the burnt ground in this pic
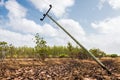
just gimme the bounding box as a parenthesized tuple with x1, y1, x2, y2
(0, 58, 120, 80)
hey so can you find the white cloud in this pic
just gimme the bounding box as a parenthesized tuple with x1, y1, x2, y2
(58, 19, 85, 40)
(5, 0, 27, 18)
(99, 0, 120, 10)
(0, 28, 35, 47)
(29, 0, 74, 17)
(91, 16, 120, 34)
(5, 0, 57, 36)
(8, 18, 43, 34)
(46, 19, 86, 46)
(108, 0, 120, 10)
(42, 24, 58, 37)
(5, 0, 42, 34)
(86, 34, 120, 54)
(90, 16, 120, 54)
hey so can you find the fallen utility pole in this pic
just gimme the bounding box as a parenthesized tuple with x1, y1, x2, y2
(40, 5, 111, 75)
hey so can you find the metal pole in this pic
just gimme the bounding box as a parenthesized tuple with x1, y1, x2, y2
(46, 14, 111, 75)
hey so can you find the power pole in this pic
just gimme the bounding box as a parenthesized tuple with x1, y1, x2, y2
(40, 5, 111, 75)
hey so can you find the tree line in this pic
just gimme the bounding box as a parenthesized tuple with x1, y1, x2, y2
(0, 33, 119, 60)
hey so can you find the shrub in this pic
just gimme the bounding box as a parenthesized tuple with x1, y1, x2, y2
(59, 53, 68, 58)
(110, 54, 118, 58)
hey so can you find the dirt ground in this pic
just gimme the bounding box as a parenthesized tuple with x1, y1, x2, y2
(0, 58, 120, 80)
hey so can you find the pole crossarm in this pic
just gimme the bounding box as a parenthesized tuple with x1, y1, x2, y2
(40, 5, 52, 21)
(40, 5, 112, 75)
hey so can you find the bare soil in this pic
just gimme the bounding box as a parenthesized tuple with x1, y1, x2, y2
(0, 58, 120, 80)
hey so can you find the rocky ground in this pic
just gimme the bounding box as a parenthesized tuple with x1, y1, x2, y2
(0, 58, 120, 80)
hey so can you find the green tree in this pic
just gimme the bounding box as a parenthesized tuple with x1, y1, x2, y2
(34, 33, 47, 60)
(0, 41, 8, 59)
(89, 48, 106, 58)
(67, 42, 74, 58)
(8, 44, 14, 59)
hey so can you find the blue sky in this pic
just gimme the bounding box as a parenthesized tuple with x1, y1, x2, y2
(0, 0, 120, 55)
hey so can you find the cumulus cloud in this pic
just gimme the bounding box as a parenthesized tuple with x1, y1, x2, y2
(90, 16, 120, 54)
(5, 0, 27, 18)
(8, 18, 43, 34)
(5, 0, 42, 34)
(99, 0, 120, 10)
(108, 0, 120, 10)
(58, 19, 85, 40)
(42, 24, 58, 37)
(86, 34, 120, 54)
(91, 16, 120, 34)
(5, 0, 58, 36)
(0, 28, 35, 47)
(29, 0, 74, 17)
(46, 19, 86, 46)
